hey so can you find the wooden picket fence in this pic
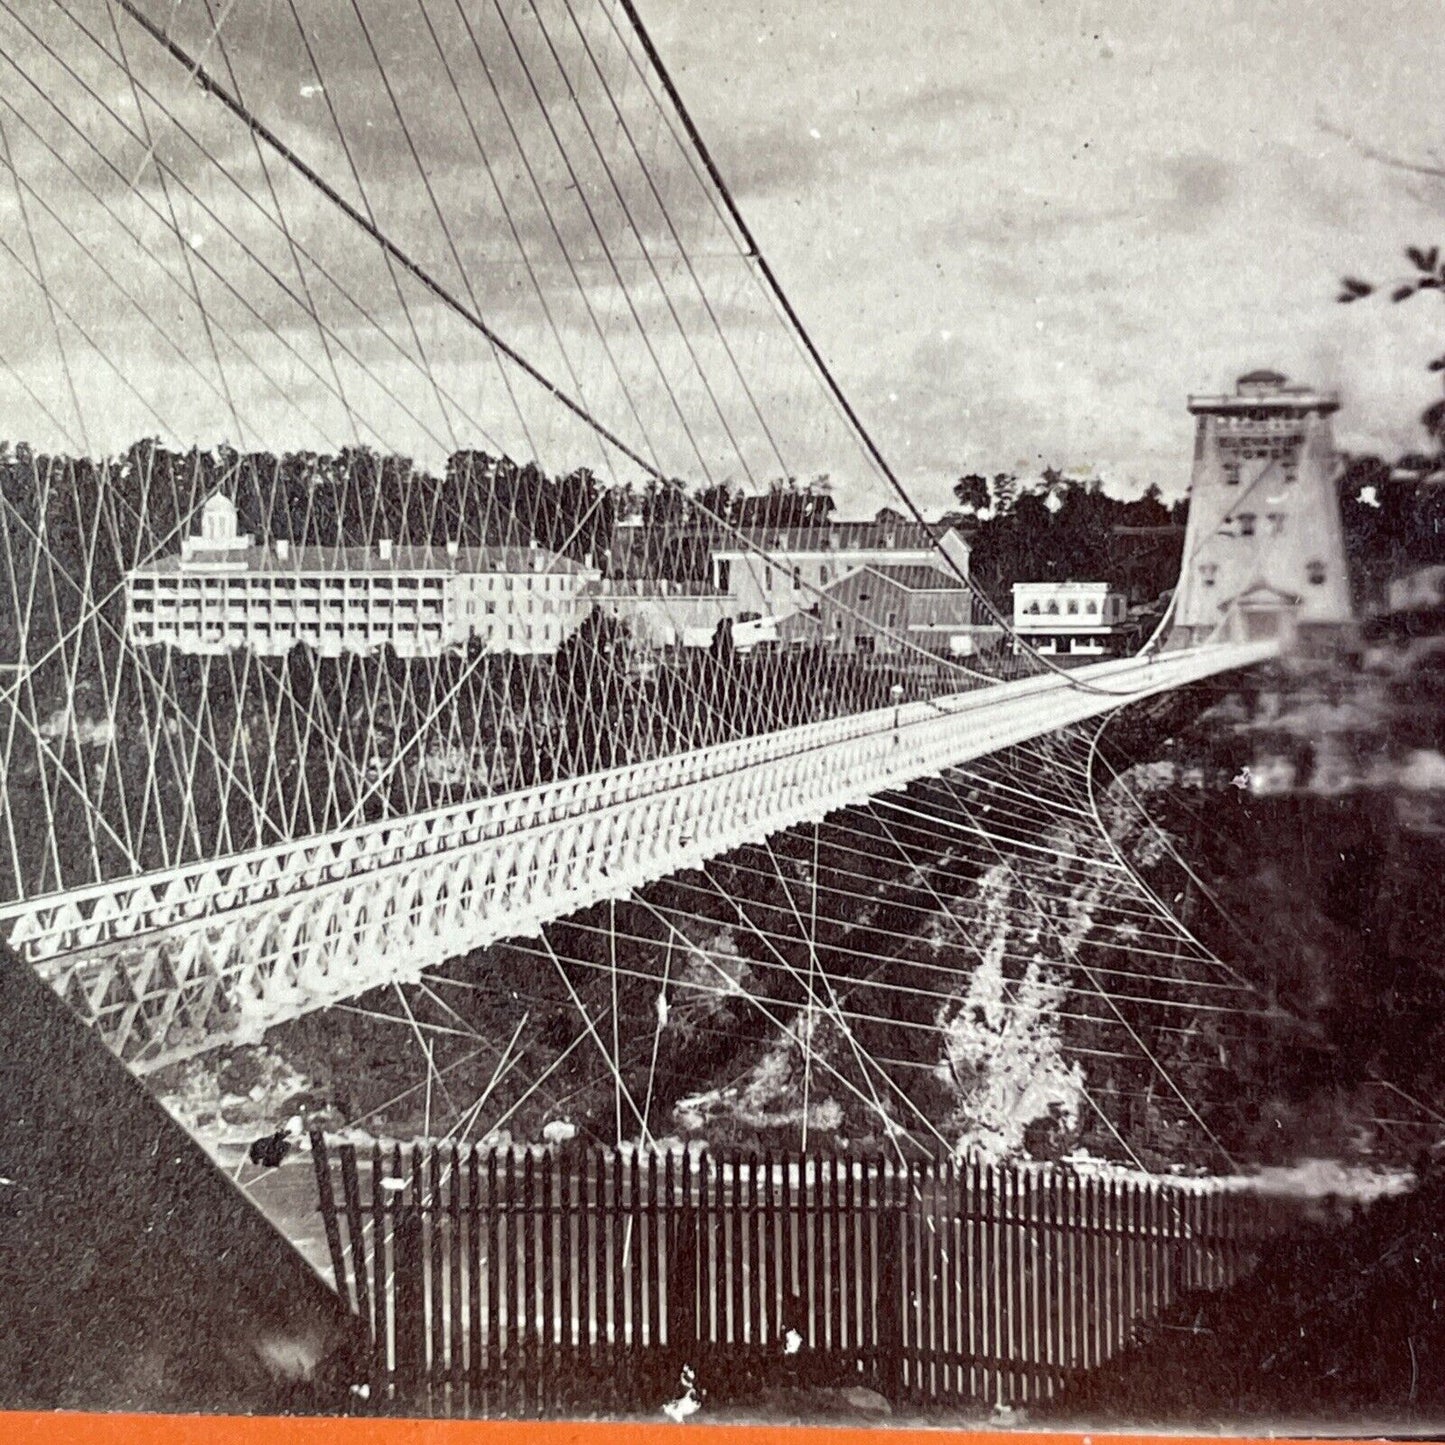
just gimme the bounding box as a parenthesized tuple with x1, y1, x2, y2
(310, 1136, 1275, 1415)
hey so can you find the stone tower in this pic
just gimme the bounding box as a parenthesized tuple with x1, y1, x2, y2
(1169, 370, 1353, 647)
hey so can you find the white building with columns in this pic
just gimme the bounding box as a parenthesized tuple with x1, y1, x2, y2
(125, 494, 600, 659)
(1011, 581, 1129, 656)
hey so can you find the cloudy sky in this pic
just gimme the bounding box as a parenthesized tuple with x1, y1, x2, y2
(637, 0, 1445, 507)
(2, 0, 1444, 514)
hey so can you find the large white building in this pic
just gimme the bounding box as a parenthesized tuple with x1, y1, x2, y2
(710, 520, 971, 620)
(126, 494, 600, 659)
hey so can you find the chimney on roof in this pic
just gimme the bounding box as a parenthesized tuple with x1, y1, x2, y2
(378, 538, 393, 562)
(275, 538, 290, 562)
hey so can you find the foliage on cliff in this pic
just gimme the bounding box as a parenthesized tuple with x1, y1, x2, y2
(1054, 1157, 1445, 1425)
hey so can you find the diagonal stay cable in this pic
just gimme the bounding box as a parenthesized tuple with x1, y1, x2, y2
(104, 0, 1047, 694)
(108, 0, 671, 484)
(612, 0, 1157, 698)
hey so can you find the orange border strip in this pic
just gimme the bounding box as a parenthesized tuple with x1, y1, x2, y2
(0, 1418, 1373, 1445)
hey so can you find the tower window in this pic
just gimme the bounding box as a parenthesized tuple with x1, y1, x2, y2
(1237, 512, 1257, 537)
(1201, 563, 1217, 587)
(1307, 560, 1326, 586)
(1067, 599, 1079, 615)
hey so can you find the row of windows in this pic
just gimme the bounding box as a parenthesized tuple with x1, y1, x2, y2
(1198, 560, 1328, 587)
(132, 620, 442, 635)
(133, 608, 442, 624)
(134, 596, 441, 610)
(133, 575, 445, 592)
(127, 620, 572, 650)
(1214, 412, 1313, 430)
(459, 597, 584, 617)
(760, 564, 832, 591)
(1216, 434, 1302, 459)
(1221, 512, 1287, 537)
(129, 616, 574, 642)
(755, 557, 951, 592)
(457, 574, 579, 594)
(132, 572, 577, 594)
(1021, 598, 1113, 617)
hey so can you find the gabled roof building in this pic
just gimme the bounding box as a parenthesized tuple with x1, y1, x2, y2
(710, 521, 971, 622)
(776, 560, 979, 656)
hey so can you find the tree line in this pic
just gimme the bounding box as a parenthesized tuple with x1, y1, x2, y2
(941, 469, 1186, 612)
(6, 430, 1434, 639)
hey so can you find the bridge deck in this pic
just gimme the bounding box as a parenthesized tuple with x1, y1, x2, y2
(3, 643, 1274, 1071)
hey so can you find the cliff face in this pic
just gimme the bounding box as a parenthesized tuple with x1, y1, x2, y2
(1051, 1158, 1445, 1428)
(0, 942, 366, 1414)
(1102, 646, 1445, 1167)
(149, 645, 1443, 1178)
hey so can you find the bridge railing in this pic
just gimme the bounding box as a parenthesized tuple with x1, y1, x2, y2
(5, 640, 1275, 1070)
(0, 642, 1272, 961)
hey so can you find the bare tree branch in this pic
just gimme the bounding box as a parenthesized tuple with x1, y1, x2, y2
(1317, 113, 1445, 182)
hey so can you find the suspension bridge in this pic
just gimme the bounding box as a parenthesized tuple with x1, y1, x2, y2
(4, 640, 1270, 1071)
(0, 1, 1325, 1170)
